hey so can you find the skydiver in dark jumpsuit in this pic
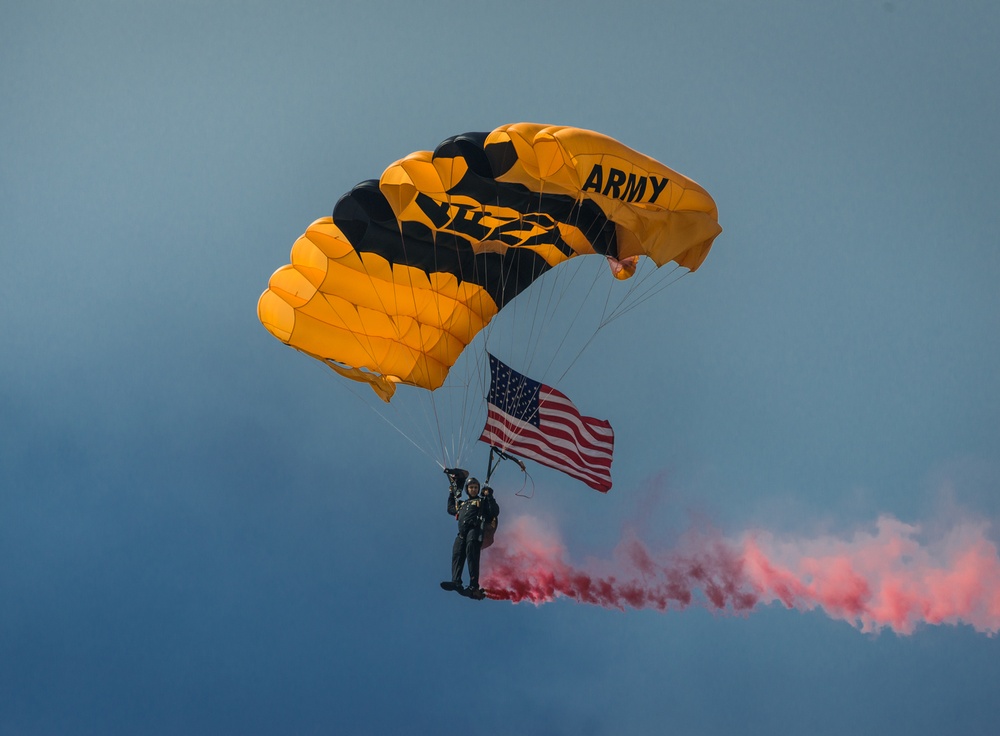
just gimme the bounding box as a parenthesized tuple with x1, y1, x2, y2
(442, 469, 500, 599)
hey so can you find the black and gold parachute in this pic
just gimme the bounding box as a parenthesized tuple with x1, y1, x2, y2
(258, 123, 721, 400)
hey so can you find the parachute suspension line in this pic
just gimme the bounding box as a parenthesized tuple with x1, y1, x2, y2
(557, 256, 614, 383)
(514, 236, 545, 375)
(520, 181, 571, 380)
(442, 224, 464, 465)
(533, 197, 608, 381)
(516, 188, 589, 382)
(432, 222, 480, 467)
(471, 185, 507, 453)
(440, 197, 495, 468)
(473, 195, 512, 456)
(418, 226, 452, 464)
(491, 305, 549, 453)
(551, 258, 653, 386)
(355, 394, 443, 467)
(554, 325, 603, 386)
(601, 264, 688, 328)
(535, 193, 600, 377)
(317, 357, 442, 467)
(459, 218, 489, 465)
(488, 195, 531, 377)
(453, 220, 490, 465)
(552, 262, 685, 386)
(517, 185, 556, 377)
(517, 189, 559, 377)
(538, 259, 603, 381)
(487, 207, 526, 373)
(442, 218, 490, 467)
(595, 241, 625, 323)
(553, 268, 632, 384)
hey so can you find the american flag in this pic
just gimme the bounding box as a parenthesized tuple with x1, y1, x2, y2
(478, 354, 614, 492)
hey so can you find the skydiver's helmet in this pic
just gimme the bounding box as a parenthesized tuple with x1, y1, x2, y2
(465, 477, 481, 495)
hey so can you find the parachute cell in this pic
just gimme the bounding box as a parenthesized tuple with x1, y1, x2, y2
(258, 123, 721, 399)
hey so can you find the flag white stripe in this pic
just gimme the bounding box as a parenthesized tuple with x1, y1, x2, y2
(480, 424, 611, 490)
(482, 417, 613, 475)
(481, 422, 612, 478)
(482, 410, 613, 491)
(484, 407, 613, 463)
(539, 396, 613, 440)
(537, 405, 615, 450)
(480, 434, 608, 491)
(539, 392, 615, 439)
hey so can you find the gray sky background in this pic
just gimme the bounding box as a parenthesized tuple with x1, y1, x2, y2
(3, 2, 999, 734)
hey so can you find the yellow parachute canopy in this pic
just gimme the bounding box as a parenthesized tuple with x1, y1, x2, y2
(258, 123, 721, 400)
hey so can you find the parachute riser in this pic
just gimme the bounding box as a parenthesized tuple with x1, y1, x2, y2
(485, 445, 526, 486)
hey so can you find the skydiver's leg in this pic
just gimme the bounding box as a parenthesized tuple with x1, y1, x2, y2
(451, 533, 467, 586)
(466, 531, 484, 589)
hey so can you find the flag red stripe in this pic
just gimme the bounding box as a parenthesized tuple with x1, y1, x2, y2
(480, 428, 611, 485)
(480, 406, 614, 492)
(483, 407, 613, 466)
(539, 388, 615, 438)
(536, 400, 615, 454)
(480, 423, 612, 492)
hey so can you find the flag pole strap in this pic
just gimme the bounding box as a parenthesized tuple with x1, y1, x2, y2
(485, 445, 526, 485)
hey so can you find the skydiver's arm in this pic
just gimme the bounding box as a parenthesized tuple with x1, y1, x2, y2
(482, 493, 499, 523)
(483, 487, 498, 515)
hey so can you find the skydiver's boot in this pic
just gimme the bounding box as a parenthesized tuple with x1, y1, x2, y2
(464, 586, 486, 600)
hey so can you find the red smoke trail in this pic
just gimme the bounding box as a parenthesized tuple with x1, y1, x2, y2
(744, 516, 1000, 634)
(482, 514, 1000, 635)
(483, 516, 757, 613)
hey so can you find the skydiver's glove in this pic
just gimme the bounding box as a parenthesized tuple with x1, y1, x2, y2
(444, 467, 469, 490)
(482, 485, 493, 497)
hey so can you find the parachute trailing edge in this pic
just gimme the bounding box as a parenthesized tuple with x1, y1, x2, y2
(257, 123, 721, 399)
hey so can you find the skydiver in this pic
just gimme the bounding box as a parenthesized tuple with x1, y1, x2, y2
(441, 468, 500, 599)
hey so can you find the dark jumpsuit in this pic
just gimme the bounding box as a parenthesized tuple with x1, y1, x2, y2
(447, 489, 500, 589)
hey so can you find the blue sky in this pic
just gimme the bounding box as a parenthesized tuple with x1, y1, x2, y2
(3, 2, 999, 734)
